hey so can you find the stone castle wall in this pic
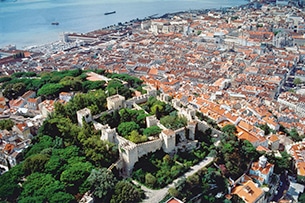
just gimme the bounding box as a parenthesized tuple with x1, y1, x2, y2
(137, 138, 163, 158)
(197, 120, 223, 137)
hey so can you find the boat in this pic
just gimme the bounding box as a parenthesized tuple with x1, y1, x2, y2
(51, 22, 59, 25)
(104, 11, 116, 15)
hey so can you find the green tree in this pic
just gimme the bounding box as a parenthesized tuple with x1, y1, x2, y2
(60, 161, 93, 194)
(241, 140, 259, 160)
(59, 76, 82, 91)
(82, 80, 106, 92)
(222, 124, 237, 135)
(0, 166, 22, 202)
(110, 181, 144, 203)
(258, 123, 272, 135)
(266, 151, 292, 173)
(145, 173, 157, 188)
(0, 76, 12, 83)
(19, 172, 74, 203)
(168, 187, 179, 197)
(160, 115, 187, 130)
(289, 128, 303, 142)
(128, 130, 147, 144)
(24, 135, 54, 158)
(87, 168, 117, 200)
(293, 77, 303, 85)
(82, 136, 118, 167)
(117, 121, 140, 137)
(44, 156, 67, 178)
(143, 126, 162, 137)
(0, 119, 14, 130)
(23, 154, 50, 175)
(299, 193, 305, 203)
(3, 82, 26, 100)
(37, 83, 64, 98)
(151, 104, 163, 119)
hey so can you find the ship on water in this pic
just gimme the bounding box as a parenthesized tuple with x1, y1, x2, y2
(104, 11, 116, 15)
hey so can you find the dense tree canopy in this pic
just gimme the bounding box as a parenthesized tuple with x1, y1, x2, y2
(37, 83, 64, 98)
(19, 173, 74, 203)
(3, 82, 26, 99)
(143, 126, 162, 137)
(222, 124, 237, 135)
(110, 181, 144, 203)
(128, 130, 148, 144)
(60, 161, 93, 194)
(87, 168, 117, 200)
(118, 121, 140, 137)
(160, 115, 187, 130)
(215, 131, 260, 179)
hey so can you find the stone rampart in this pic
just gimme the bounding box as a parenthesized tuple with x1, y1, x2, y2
(137, 138, 163, 158)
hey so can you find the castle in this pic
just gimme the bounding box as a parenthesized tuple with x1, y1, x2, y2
(76, 87, 214, 176)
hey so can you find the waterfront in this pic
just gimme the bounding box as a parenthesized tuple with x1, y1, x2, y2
(0, 0, 246, 49)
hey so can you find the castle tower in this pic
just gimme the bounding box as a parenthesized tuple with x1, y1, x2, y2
(100, 125, 117, 143)
(76, 108, 92, 127)
(187, 121, 197, 140)
(106, 94, 125, 110)
(119, 141, 138, 176)
(161, 129, 176, 153)
(146, 115, 158, 128)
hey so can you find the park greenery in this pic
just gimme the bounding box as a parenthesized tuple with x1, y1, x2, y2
(278, 125, 305, 142)
(132, 150, 188, 189)
(293, 77, 303, 85)
(141, 96, 176, 119)
(0, 69, 142, 100)
(216, 124, 261, 179)
(160, 115, 188, 130)
(168, 166, 229, 203)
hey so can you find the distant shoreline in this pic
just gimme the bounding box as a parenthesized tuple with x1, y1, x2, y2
(0, 0, 250, 50)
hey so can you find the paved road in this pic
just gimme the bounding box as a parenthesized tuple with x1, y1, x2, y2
(134, 156, 214, 203)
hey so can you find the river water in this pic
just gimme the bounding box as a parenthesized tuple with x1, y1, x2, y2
(0, 0, 246, 48)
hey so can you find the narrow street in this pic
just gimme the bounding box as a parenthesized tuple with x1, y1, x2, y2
(272, 171, 289, 202)
(133, 157, 214, 203)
